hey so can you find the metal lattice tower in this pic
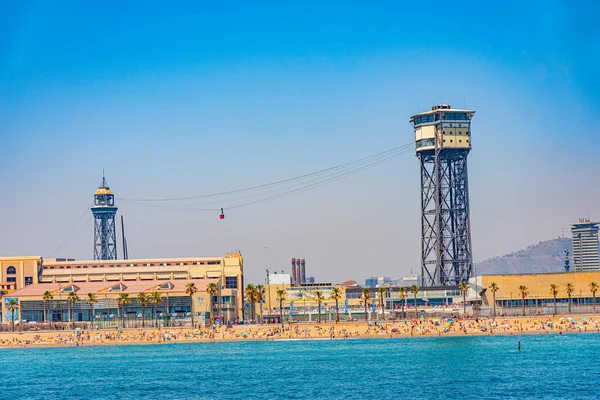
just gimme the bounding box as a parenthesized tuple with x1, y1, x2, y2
(91, 174, 118, 260)
(411, 105, 475, 287)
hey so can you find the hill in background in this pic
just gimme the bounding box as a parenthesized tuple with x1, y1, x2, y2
(475, 237, 572, 275)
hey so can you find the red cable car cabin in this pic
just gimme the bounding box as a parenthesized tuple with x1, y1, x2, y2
(220, 208, 225, 219)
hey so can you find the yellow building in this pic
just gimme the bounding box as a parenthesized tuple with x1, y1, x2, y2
(2, 279, 220, 327)
(0, 253, 244, 324)
(0, 256, 43, 293)
(474, 272, 600, 315)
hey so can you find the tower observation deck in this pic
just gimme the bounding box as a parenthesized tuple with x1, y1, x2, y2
(411, 105, 476, 287)
(91, 175, 118, 260)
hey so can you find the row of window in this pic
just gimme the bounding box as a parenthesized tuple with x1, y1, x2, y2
(413, 112, 470, 125)
(43, 260, 221, 270)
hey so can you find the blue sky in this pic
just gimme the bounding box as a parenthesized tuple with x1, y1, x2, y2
(1, 1, 599, 283)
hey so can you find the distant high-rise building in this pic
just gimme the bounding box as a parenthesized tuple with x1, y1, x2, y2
(571, 218, 600, 271)
(377, 276, 391, 286)
(365, 277, 378, 288)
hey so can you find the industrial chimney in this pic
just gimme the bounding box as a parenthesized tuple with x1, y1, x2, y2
(291, 258, 297, 285)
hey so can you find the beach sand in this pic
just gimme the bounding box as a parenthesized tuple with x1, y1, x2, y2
(1, 315, 598, 348)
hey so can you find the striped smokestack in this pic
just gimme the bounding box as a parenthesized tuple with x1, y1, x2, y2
(291, 258, 297, 285)
(300, 259, 306, 284)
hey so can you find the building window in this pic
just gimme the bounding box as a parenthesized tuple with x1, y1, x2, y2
(6, 266, 16, 275)
(225, 277, 238, 289)
(7, 277, 16, 283)
(25, 277, 33, 286)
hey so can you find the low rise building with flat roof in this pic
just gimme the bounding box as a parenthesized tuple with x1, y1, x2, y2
(0, 253, 244, 323)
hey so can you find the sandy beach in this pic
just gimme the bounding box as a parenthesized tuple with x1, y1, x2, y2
(1, 315, 598, 348)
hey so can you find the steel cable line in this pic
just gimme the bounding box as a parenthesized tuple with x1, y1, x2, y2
(131, 146, 409, 212)
(123, 144, 413, 210)
(122, 145, 411, 212)
(226, 148, 409, 210)
(48, 215, 93, 257)
(47, 206, 92, 256)
(118, 143, 413, 203)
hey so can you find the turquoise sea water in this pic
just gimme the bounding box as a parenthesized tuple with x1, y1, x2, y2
(3, 334, 600, 399)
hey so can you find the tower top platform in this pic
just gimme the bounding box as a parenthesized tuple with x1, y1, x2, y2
(410, 105, 475, 118)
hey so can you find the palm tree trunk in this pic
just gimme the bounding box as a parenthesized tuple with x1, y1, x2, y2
(279, 300, 283, 327)
(522, 296, 525, 316)
(189, 295, 194, 328)
(594, 293, 596, 313)
(463, 292, 466, 316)
(318, 302, 321, 322)
(12, 310, 15, 332)
(364, 300, 368, 322)
(142, 306, 145, 328)
(335, 299, 339, 323)
(492, 293, 496, 318)
(554, 295, 557, 316)
(415, 294, 418, 319)
(568, 295, 572, 314)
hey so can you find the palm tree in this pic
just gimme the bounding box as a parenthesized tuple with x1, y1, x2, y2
(150, 292, 162, 327)
(550, 284, 559, 316)
(331, 286, 342, 323)
(565, 283, 575, 314)
(489, 282, 499, 317)
(117, 293, 130, 327)
(245, 284, 256, 321)
(459, 282, 469, 317)
(185, 282, 198, 327)
(85, 293, 98, 329)
(518, 285, 529, 316)
(42, 290, 53, 326)
(590, 282, 598, 313)
(276, 289, 286, 327)
(377, 287, 387, 321)
(410, 284, 420, 319)
(67, 292, 80, 329)
(256, 285, 265, 323)
(314, 291, 325, 322)
(399, 287, 408, 319)
(361, 288, 371, 322)
(7, 299, 18, 331)
(136, 292, 149, 328)
(207, 282, 219, 325)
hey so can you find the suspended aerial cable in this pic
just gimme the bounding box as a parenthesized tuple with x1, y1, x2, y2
(123, 144, 411, 212)
(123, 144, 412, 210)
(48, 215, 93, 257)
(118, 143, 413, 203)
(227, 147, 409, 210)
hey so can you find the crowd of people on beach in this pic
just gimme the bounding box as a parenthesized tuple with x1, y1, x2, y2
(1, 316, 598, 348)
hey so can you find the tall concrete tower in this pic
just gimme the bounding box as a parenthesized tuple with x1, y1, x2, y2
(411, 105, 475, 286)
(91, 174, 118, 260)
